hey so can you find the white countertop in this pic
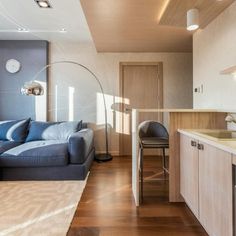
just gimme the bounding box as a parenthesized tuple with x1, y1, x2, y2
(178, 129, 236, 156)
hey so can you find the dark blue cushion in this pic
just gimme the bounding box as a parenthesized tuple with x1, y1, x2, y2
(0, 119, 30, 142)
(26, 120, 82, 142)
(0, 140, 69, 167)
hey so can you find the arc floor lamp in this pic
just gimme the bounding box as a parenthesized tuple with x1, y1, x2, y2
(21, 60, 113, 162)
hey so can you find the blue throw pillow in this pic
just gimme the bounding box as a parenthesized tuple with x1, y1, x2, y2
(0, 118, 31, 142)
(26, 120, 82, 142)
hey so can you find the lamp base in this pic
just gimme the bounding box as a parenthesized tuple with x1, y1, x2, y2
(95, 153, 113, 162)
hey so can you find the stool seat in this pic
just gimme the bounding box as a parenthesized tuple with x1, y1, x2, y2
(141, 137, 169, 148)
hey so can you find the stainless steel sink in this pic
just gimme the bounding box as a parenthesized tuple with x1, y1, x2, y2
(195, 130, 236, 140)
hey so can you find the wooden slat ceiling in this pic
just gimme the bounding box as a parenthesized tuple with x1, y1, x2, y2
(80, 0, 234, 53)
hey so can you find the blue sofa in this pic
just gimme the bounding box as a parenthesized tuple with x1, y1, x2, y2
(0, 119, 94, 180)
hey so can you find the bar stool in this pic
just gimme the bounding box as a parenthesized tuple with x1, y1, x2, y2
(138, 120, 169, 202)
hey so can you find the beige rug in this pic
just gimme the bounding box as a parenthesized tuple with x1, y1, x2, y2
(0, 179, 87, 236)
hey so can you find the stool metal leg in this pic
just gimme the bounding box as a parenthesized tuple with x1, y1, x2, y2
(140, 146, 144, 203)
(162, 148, 167, 177)
(162, 148, 169, 178)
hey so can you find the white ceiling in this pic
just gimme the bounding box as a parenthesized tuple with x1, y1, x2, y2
(0, 0, 92, 42)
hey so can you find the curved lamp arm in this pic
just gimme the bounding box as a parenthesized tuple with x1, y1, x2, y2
(31, 60, 107, 113)
(22, 60, 112, 162)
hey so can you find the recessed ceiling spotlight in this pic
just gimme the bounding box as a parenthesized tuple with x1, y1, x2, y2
(18, 28, 29, 32)
(187, 8, 199, 31)
(59, 28, 67, 33)
(35, 0, 52, 8)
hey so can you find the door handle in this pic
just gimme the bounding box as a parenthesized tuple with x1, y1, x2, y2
(197, 143, 204, 150)
(125, 108, 132, 112)
(191, 140, 197, 147)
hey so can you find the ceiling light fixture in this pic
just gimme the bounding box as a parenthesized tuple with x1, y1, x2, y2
(187, 8, 199, 31)
(59, 28, 67, 33)
(35, 0, 52, 8)
(17, 28, 29, 32)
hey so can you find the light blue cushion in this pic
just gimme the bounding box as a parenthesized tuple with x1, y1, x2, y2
(0, 119, 30, 142)
(26, 120, 82, 142)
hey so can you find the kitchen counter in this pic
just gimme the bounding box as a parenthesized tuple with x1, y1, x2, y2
(178, 129, 234, 236)
(178, 129, 236, 157)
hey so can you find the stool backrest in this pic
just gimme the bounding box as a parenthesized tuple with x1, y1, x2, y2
(138, 121, 169, 139)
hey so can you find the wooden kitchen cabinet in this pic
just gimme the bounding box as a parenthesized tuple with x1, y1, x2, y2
(180, 134, 199, 218)
(198, 142, 232, 236)
(180, 133, 233, 236)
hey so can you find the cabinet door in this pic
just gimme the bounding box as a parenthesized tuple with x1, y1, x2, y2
(180, 134, 199, 217)
(199, 143, 232, 236)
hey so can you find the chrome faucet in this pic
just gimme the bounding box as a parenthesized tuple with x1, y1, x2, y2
(225, 114, 236, 124)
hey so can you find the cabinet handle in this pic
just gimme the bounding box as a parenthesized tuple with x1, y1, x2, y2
(198, 143, 204, 150)
(191, 140, 197, 147)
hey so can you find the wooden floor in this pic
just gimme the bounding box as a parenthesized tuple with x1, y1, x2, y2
(67, 156, 208, 236)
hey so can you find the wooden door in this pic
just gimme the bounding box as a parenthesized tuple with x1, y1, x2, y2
(180, 134, 199, 218)
(119, 62, 163, 156)
(199, 142, 232, 236)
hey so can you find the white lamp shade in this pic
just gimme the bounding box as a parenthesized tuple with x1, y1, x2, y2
(187, 8, 199, 31)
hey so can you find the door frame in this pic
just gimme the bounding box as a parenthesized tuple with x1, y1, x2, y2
(119, 62, 163, 156)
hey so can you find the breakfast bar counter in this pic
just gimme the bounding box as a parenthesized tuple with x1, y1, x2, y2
(132, 109, 228, 206)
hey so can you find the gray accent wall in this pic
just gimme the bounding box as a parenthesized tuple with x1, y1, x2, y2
(0, 40, 48, 120)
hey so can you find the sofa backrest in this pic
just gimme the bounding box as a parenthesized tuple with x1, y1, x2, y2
(26, 120, 83, 142)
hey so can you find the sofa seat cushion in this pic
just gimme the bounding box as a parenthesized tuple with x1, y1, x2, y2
(0, 140, 68, 167)
(0, 141, 22, 155)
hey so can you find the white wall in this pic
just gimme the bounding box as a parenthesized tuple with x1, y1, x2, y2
(49, 42, 193, 154)
(193, 1, 236, 109)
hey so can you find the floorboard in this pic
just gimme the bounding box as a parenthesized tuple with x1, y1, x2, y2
(67, 156, 207, 236)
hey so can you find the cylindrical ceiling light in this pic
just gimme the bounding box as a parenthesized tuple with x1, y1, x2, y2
(187, 8, 199, 31)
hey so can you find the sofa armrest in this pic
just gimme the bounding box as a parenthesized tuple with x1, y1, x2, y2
(68, 128, 94, 164)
